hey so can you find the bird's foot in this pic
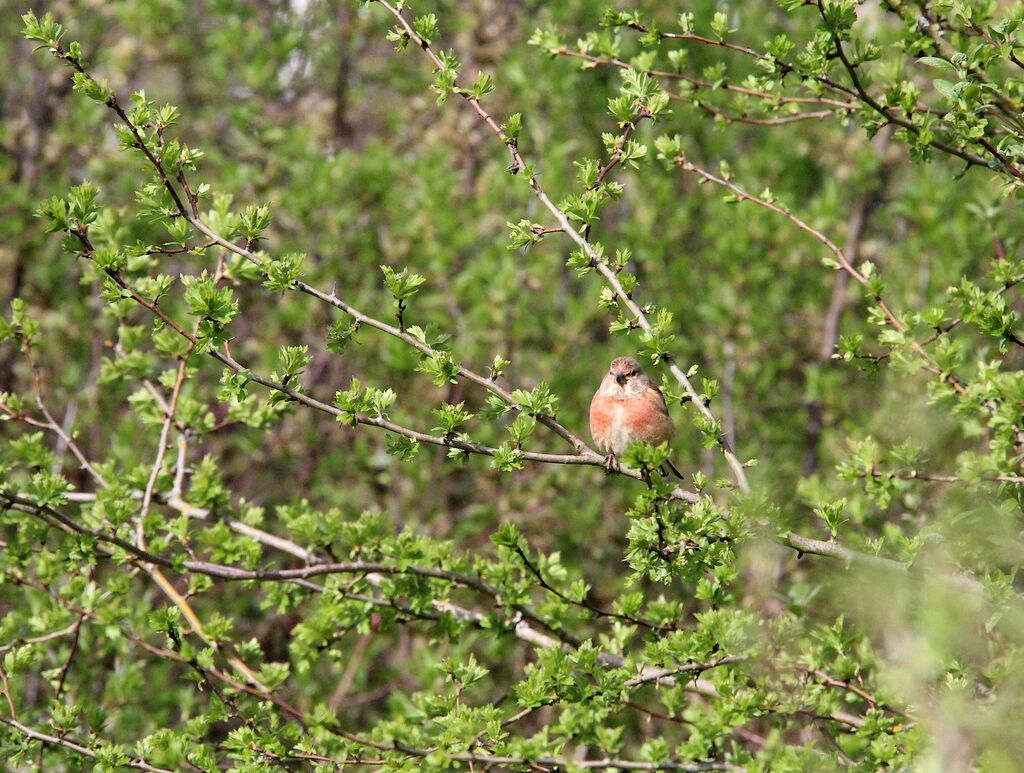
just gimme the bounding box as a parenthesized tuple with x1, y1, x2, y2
(603, 453, 620, 473)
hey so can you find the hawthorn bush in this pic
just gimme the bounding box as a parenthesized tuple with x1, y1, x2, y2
(2, 0, 1024, 770)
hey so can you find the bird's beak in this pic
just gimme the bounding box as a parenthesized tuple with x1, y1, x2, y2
(615, 374, 626, 386)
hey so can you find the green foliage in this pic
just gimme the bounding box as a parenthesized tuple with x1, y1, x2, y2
(263, 252, 305, 292)
(4, 1, 1024, 771)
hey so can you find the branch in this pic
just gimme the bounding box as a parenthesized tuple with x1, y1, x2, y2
(861, 469, 1024, 485)
(96, 260, 703, 500)
(693, 102, 836, 126)
(332, 725, 741, 771)
(213, 343, 699, 499)
(0, 717, 174, 773)
(1, 491, 580, 653)
(509, 541, 674, 632)
(556, 48, 857, 110)
(11, 565, 741, 771)
(911, 272, 1024, 355)
(624, 655, 747, 687)
(74, 228, 708, 503)
(783, 532, 989, 597)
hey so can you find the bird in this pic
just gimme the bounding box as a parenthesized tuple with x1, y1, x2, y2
(589, 355, 683, 478)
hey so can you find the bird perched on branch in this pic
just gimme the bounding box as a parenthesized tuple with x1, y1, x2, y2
(589, 356, 683, 478)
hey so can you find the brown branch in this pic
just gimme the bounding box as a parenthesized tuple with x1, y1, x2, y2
(509, 541, 673, 632)
(1, 492, 580, 652)
(0, 621, 83, 655)
(211, 342, 698, 498)
(912, 272, 1024, 353)
(623, 18, 866, 102)
(52, 614, 85, 698)
(9, 573, 306, 724)
(0, 661, 16, 720)
(655, 30, 771, 60)
(4, 490, 755, 691)
(66, 231, 705, 502)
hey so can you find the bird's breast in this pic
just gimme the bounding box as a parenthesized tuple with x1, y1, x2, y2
(590, 395, 634, 455)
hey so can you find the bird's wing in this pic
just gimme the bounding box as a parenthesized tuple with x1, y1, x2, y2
(648, 384, 672, 417)
(633, 386, 674, 444)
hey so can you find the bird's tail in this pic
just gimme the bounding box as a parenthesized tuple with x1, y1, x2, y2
(662, 459, 685, 480)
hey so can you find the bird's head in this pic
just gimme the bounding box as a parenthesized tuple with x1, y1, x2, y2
(606, 356, 649, 394)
